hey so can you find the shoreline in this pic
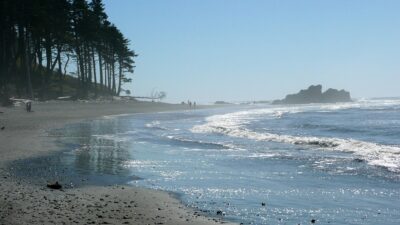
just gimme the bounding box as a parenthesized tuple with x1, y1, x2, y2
(0, 100, 237, 225)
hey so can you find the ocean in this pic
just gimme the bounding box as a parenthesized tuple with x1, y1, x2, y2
(12, 99, 400, 224)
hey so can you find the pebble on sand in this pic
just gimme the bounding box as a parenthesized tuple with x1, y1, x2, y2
(216, 210, 225, 216)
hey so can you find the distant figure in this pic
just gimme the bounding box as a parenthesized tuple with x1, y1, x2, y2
(25, 101, 32, 112)
(188, 101, 192, 109)
(193, 101, 196, 109)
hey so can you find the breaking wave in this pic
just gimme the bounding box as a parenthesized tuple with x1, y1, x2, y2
(164, 135, 235, 150)
(145, 120, 169, 130)
(191, 102, 400, 173)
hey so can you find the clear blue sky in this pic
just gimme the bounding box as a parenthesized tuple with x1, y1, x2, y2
(103, 0, 400, 103)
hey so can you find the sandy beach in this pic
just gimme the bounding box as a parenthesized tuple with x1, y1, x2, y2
(0, 100, 236, 225)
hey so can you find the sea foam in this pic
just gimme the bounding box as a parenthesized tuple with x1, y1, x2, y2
(191, 101, 400, 173)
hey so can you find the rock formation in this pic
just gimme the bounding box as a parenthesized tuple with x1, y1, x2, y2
(272, 85, 351, 104)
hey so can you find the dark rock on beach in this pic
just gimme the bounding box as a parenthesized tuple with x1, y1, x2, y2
(272, 85, 351, 105)
(47, 181, 62, 190)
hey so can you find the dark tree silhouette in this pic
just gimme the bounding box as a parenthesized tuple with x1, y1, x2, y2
(0, 0, 136, 102)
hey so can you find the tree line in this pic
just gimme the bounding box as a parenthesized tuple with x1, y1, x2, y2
(0, 0, 136, 102)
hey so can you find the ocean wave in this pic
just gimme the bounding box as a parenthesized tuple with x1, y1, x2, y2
(297, 123, 362, 133)
(318, 99, 400, 111)
(191, 104, 400, 173)
(194, 100, 400, 131)
(102, 113, 133, 119)
(91, 134, 131, 142)
(123, 160, 162, 168)
(145, 120, 169, 130)
(165, 135, 235, 150)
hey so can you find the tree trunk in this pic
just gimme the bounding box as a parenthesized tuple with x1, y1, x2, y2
(44, 36, 52, 99)
(16, 23, 25, 97)
(106, 62, 110, 91)
(24, 30, 33, 99)
(0, 24, 6, 86)
(98, 50, 103, 91)
(76, 45, 85, 97)
(104, 61, 107, 91)
(87, 45, 92, 94)
(91, 46, 97, 97)
(57, 46, 63, 96)
(108, 63, 112, 91)
(112, 62, 116, 94)
(36, 39, 43, 72)
(117, 61, 122, 96)
(63, 53, 70, 79)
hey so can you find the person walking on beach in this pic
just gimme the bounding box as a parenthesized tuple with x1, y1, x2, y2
(26, 101, 32, 112)
(193, 101, 196, 109)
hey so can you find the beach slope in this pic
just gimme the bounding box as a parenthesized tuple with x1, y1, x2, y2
(0, 101, 235, 225)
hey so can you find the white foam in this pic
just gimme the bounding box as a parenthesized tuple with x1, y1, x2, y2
(318, 99, 400, 111)
(165, 135, 236, 149)
(92, 134, 130, 142)
(145, 120, 161, 128)
(191, 100, 400, 173)
(103, 113, 133, 119)
(145, 120, 170, 130)
(123, 160, 161, 168)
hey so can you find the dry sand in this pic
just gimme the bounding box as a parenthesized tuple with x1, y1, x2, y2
(0, 100, 237, 225)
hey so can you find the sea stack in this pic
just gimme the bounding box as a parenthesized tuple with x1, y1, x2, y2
(272, 85, 351, 104)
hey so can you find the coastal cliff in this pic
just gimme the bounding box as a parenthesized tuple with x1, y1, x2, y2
(272, 85, 351, 104)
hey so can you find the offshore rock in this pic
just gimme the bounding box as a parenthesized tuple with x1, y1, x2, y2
(272, 85, 351, 104)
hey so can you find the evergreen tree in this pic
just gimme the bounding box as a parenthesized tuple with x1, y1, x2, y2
(0, 0, 136, 102)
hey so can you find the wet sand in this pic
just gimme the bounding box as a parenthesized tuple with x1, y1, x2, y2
(0, 100, 236, 225)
